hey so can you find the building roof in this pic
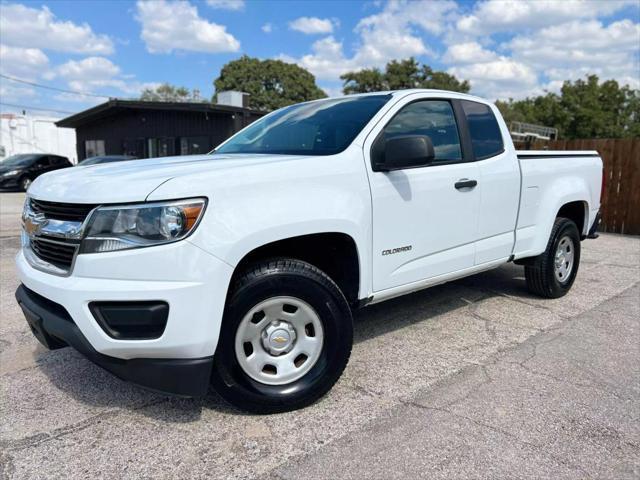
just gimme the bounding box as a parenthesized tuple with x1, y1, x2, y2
(56, 99, 264, 128)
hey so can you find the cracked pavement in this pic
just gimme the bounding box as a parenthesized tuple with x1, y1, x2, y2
(1, 192, 639, 479)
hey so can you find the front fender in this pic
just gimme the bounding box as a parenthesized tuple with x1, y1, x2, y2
(147, 147, 373, 298)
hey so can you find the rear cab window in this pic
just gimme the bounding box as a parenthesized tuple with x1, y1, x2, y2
(460, 100, 504, 160)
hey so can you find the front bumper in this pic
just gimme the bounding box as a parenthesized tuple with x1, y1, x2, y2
(16, 285, 212, 396)
(15, 239, 235, 396)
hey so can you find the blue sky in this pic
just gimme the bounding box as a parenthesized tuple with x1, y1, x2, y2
(0, 0, 638, 117)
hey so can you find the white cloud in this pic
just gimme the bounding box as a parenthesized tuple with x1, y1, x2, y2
(262, 23, 273, 33)
(0, 44, 49, 80)
(456, 0, 636, 36)
(0, 3, 113, 54)
(441, 41, 540, 100)
(289, 17, 335, 35)
(281, 0, 457, 81)
(280, 37, 359, 81)
(50, 57, 157, 97)
(206, 0, 245, 10)
(448, 57, 539, 100)
(0, 83, 38, 102)
(442, 42, 497, 64)
(507, 19, 640, 90)
(136, 0, 240, 54)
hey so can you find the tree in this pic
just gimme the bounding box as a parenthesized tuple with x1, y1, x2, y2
(213, 56, 326, 111)
(340, 68, 386, 94)
(496, 75, 640, 139)
(341, 58, 470, 94)
(420, 65, 471, 92)
(140, 83, 200, 102)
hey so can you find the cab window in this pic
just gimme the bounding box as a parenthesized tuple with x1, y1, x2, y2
(381, 100, 462, 163)
(461, 100, 504, 160)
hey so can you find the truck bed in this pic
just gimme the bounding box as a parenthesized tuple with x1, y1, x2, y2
(513, 150, 602, 260)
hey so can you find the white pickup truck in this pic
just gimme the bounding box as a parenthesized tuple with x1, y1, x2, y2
(16, 90, 603, 413)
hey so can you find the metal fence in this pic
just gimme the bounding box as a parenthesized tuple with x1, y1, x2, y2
(517, 138, 640, 235)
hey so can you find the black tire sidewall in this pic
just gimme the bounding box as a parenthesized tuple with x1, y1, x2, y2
(212, 265, 352, 412)
(546, 220, 581, 296)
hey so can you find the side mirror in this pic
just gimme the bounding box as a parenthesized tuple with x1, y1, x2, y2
(375, 135, 435, 172)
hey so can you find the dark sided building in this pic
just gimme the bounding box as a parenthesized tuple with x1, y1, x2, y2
(56, 99, 264, 162)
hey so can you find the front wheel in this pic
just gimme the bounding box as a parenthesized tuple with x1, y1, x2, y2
(525, 217, 581, 298)
(211, 258, 353, 413)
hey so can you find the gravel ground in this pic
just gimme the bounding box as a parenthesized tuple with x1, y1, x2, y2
(1, 190, 638, 479)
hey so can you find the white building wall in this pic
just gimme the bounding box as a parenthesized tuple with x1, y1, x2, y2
(0, 114, 77, 164)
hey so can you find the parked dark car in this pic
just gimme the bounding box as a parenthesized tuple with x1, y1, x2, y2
(77, 155, 137, 166)
(0, 154, 72, 191)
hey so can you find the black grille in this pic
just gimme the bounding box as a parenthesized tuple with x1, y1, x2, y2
(30, 238, 78, 270)
(30, 198, 97, 222)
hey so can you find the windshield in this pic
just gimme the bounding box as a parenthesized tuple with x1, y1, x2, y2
(1, 154, 37, 167)
(215, 95, 391, 156)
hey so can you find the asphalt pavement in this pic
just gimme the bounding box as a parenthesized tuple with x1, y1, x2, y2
(1, 191, 638, 479)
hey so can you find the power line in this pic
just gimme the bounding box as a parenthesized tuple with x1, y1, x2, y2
(0, 102, 77, 115)
(0, 73, 111, 99)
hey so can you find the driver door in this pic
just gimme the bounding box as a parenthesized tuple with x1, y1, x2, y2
(365, 96, 481, 292)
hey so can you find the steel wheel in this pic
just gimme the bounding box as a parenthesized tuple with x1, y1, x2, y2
(234, 296, 324, 386)
(554, 235, 574, 283)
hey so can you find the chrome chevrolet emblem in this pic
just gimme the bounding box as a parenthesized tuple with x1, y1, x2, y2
(23, 212, 48, 236)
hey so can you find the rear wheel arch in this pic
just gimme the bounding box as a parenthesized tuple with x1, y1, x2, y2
(556, 200, 588, 237)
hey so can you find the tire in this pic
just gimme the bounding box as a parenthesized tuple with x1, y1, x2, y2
(20, 177, 32, 192)
(211, 258, 353, 414)
(525, 217, 581, 298)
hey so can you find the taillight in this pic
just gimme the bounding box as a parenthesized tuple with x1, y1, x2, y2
(600, 167, 606, 202)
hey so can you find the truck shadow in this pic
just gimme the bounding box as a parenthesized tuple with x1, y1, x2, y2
(36, 262, 536, 421)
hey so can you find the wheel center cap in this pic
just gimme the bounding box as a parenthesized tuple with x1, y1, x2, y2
(261, 321, 296, 355)
(270, 329, 291, 348)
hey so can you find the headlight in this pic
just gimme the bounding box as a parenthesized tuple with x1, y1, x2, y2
(2, 169, 20, 177)
(80, 198, 206, 253)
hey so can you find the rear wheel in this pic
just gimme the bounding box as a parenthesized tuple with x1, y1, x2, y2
(525, 217, 581, 298)
(211, 258, 353, 413)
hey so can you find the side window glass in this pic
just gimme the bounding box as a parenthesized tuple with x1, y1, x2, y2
(461, 100, 504, 159)
(36, 157, 50, 167)
(382, 100, 462, 163)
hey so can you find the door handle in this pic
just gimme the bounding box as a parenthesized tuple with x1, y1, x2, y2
(454, 179, 478, 190)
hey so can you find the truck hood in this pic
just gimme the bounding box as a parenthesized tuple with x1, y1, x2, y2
(28, 154, 306, 204)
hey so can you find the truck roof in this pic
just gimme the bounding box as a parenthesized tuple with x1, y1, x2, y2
(323, 89, 490, 104)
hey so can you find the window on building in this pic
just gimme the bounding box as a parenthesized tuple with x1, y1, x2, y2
(461, 100, 504, 160)
(147, 138, 175, 158)
(85, 140, 105, 158)
(180, 136, 210, 155)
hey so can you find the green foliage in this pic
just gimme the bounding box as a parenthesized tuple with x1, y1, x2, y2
(496, 75, 640, 139)
(341, 58, 470, 94)
(213, 56, 327, 111)
(140, 83, 199, 102)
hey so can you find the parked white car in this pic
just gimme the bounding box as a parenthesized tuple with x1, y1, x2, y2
(16, 90, 603, 413)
